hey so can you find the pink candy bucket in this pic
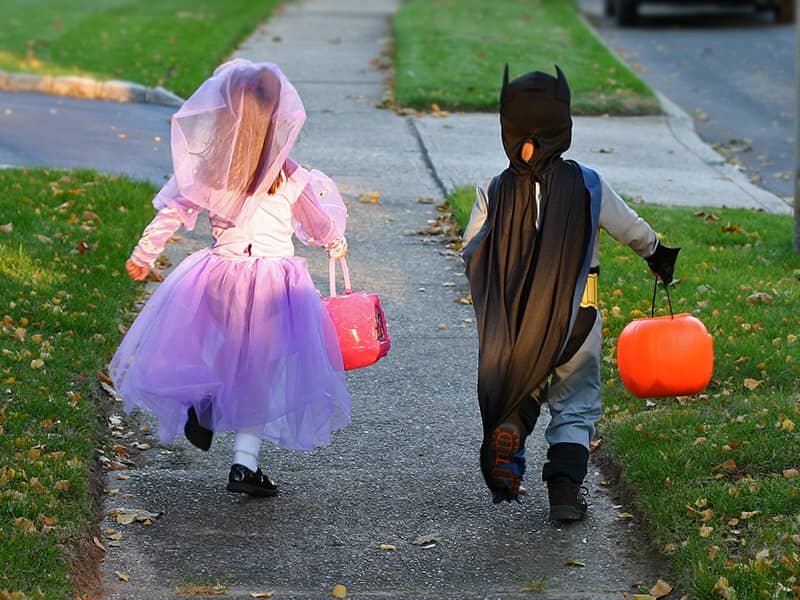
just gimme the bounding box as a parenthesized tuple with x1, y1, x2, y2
(322, 257, 390, 370)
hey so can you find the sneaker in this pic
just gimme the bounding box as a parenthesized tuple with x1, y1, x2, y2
(184, 405, 213, 451)
(489, 421, 526, 503)
(226, 464, 278, 497)
(546, 475, 588, 521)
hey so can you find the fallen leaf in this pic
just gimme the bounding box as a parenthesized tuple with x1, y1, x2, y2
(115, 572, 130, 582)
(249, 593, 274, 598)
(35, 233, 52, 244)
(358, 192, 381, 204)
(332, 584, 347, 598)
(13, 517, 36, 533)
(0, 223, 12, 233)
(416, 196, 434, 204)
(108, 508, 162, 525)
(743, 378, 762, 390)
(632, 595, 655, 600)
(379, 544, 397, 552)
(564, 559, 586, 567)
(413, 533, 442, 546)
(650, 579, 673, 598)
(740, 510, 760, 520)
(29, 477, 46, 493)
(618, 512, 635, 520)
(783, 468, 799, 479)
(746, 292, 773, 304)
(699, 525, 714, 538)
(54, 480, 70, 492)
(713, 575, 735, 599)
(93, 536, 106, 552)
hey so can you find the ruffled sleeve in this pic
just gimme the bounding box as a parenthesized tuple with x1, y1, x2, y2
(129, 208, 185, 269)
(129, 177, 203, 268)
(288, 160, 347, 246)
(152, 176, 202, 232)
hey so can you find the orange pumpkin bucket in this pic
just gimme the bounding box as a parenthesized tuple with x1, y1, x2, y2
(617, 280, 714, 398)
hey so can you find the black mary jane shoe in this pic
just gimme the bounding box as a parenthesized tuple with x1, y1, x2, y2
(184, 405, 214, 451)
(226, 464, 278, 497)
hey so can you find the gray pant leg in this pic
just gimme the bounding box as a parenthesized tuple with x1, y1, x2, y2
(545, 312, 602, 449)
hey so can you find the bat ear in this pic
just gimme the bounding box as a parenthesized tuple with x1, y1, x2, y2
(501, 63, 509, 101)
(554, 65, 570, 103)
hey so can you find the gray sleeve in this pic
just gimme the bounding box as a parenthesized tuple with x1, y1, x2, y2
(461, 184, 490, 248)
(598, 176, 659, 258)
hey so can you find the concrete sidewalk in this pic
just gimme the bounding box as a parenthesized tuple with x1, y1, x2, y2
(0, 1, 791, 599)
(413, 93, 791, 214)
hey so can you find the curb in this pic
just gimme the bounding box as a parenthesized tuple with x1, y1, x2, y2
(656, 91, 793, 214)
(0, 70, 184, 107)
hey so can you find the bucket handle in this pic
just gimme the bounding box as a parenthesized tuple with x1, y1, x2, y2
(650, 276, 674, 319)
(328, 256, 352, 298)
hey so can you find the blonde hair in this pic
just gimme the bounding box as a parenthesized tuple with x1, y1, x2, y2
(227, 69, 284, 196)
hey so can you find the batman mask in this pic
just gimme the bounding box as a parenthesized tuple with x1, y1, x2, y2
(500, 65, 572, 174)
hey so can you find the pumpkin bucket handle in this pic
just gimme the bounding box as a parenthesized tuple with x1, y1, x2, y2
(650, 276, 674, 319)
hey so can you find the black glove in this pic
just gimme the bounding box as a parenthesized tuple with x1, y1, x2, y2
(646, 243, 680, 286)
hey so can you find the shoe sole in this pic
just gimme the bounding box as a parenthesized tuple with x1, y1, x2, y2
(491, 423, 522, 496)
(549, 505, 586, 521)
(226, 482, 278, 497)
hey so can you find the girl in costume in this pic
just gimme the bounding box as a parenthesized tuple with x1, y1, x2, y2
(110, 59, 351, 497)
(462, 65, 679, 520)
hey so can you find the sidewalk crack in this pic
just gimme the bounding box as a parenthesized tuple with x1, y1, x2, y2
(405, 116, 447, 198)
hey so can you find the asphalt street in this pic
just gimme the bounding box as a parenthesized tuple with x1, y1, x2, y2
(581, 0, 797, 201)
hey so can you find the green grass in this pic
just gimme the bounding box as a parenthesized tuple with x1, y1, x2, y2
(449, 189, 800, 599)
(0, 168, 156, 598)
(393, 0, 659, 115)
(0, 0, 282, 98)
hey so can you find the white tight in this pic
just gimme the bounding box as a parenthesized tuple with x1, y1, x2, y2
(232, 428, 262, 472)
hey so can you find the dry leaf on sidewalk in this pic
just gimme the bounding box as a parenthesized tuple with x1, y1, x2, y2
(650, 579, 673, 598)
(564, 559, 585, 567)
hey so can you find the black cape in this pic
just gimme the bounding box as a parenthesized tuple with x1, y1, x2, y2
(464, 66, 596, 497)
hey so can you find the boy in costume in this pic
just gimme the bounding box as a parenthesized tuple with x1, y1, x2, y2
(462, 65, 678, 520)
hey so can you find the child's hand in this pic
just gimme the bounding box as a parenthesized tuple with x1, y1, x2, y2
(325, 237, 348, 259)
(125, 258, 150, 281)
(646, 243, 680, 286)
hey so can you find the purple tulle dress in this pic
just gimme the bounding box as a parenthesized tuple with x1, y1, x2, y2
(109, 60, 351, 451)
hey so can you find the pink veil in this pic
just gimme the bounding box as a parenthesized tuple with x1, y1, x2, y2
(153, 59, 306, 226)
